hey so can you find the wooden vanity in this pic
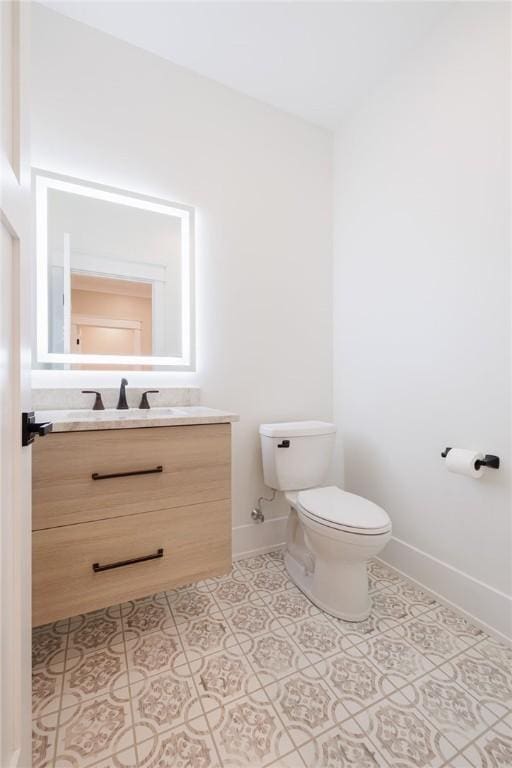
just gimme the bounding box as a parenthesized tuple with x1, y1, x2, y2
(32, 415, 234, 626)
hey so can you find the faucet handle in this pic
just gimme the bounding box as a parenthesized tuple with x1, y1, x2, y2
(139, 390, 159, 410)
(82, 390, 105, 411)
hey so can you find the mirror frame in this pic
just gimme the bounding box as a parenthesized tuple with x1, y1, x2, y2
(34, 169, 195, 370)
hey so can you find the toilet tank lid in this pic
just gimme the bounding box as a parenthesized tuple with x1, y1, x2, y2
(259, 420, 336, 438)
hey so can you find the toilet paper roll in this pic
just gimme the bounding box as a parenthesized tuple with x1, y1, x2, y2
(445, 448, 485, 479)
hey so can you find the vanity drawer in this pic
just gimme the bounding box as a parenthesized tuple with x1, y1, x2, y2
(32, 424, 230, 530)
(32, 499, 231, 626)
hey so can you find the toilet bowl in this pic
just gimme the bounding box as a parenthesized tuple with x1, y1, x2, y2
(259, 421, 392, 622)
(286, 487, 391, 620)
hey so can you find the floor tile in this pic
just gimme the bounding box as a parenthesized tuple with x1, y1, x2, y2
(67, 608, 124, 656)
(191, 642, 262, 712)
(211, 576, 260, 610)
(33, 713, 58, 768)
(371, 586, 430, 624)
(33, 667, 65, 718)
(270, 750, 307, 767)
(327, 612, 398, 645)
(396, 667, 500, 752)
(90, 746, 138, 768)
(235, 553, 283, 576)
(32, 550, 512, 768)
(54, 687, 134, 768)
(121, 594, 174, 644)
(265, 670, 350, 747)
(367, 559, 403, 592)
(361, 630, 436, 688)
(223, 600, 283, 643)
(354, 690, 459, 767)
(319, 644, 396, 717)
(392, 580, 439, 612)
(299, 718, 391, 767)
(207, 689, 295, 766)
(175, 614, 239, 662)
(33, 619, 70, 637)
(396, 613, 470, 665)
(461, 716, 512, 767)
(32, 624, 68, 672)
(282, 615, 352, 663)
(250, 568, 292, 595)
(246, 626, 312, 687)
(61, 644, 130, 709)
(136, 715, 221, 768)
(124, 628, 189, 685)
(264, 548, 286, 568)
(167, 586, 223, 626)
(439, 644, 512, 719)
(260, 586, 321, 625)
(202, 563, 246, 584)
(428, 605, 487, 647)
(473, 636, 512, 673)
(130, 669, 204, 742)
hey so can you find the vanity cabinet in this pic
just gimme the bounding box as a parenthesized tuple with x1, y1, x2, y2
(32, 424, 231, 626)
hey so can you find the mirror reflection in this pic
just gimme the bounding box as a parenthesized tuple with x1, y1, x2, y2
(36, 172, 194, 370)
(69, 274, 153, 366)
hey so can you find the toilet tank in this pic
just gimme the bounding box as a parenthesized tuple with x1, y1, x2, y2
(259, 421, 336, 491)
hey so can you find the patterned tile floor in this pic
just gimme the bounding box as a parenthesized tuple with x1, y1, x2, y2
(32, 550, 512, 768)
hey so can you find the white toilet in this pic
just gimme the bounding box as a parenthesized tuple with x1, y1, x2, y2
(259, 420, 392, 621)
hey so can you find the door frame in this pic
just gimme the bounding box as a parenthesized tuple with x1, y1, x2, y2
(71, 313, 143, 355)
(0, 2, 33, 766)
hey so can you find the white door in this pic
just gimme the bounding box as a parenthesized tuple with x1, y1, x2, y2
(1, 2, 33, 767)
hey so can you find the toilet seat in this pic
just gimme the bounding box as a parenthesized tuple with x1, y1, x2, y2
(297, 486, 391, 536)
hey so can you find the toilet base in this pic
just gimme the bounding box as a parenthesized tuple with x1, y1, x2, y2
(284, 549, 371, 622)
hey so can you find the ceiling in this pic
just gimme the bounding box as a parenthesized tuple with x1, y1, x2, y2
(39, 1, 454, 129)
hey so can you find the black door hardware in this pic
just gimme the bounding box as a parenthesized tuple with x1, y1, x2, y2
(92, 465, 163, 481)
(22, 412, 52, 447)
(139, 390, 159, 409)
(82, 390, 105, 410)
(116, 377, 129, 410)
(277, 440, 290, 448)
(441, 447, 500, 470)
(92, 548, 164, 572)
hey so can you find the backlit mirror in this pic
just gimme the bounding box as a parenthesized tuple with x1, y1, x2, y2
(34, 170, 195, 370)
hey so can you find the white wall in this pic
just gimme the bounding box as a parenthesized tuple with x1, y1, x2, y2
(31, 3, 510, 637)
(333, 3, 511, 638)
(30, 4, 333, 555)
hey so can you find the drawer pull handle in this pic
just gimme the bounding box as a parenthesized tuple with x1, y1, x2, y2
(91, 465, 163, 480)
(92, 548, 164, 572)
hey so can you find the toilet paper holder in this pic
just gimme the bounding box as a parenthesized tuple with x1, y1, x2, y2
(441, 447, 500, 470)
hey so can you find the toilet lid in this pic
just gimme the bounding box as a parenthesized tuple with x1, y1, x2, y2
(297, 486, 391, 535)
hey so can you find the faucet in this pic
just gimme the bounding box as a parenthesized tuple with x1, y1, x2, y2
(81, 390, 105, 410)
(139, 390, 159, 409)
(116, 378, 129, 410)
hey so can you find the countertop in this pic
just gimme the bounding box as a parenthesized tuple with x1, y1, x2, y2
(35, 406, 239, 433)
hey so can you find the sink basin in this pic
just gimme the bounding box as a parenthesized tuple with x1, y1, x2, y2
(33, 406, 239, 431)
(60, 408, 183, 421)
(45, 407, 184, 422)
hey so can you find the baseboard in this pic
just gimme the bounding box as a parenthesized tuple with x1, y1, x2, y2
(380, 537, 512, 643)
(232, 515, 287, 560)
(231, 525, 512, 642)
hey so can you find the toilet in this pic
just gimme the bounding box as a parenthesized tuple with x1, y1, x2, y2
(259, 420, 392, 621)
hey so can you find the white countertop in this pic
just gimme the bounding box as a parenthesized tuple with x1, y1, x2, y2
(35, 406, 239, 433)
